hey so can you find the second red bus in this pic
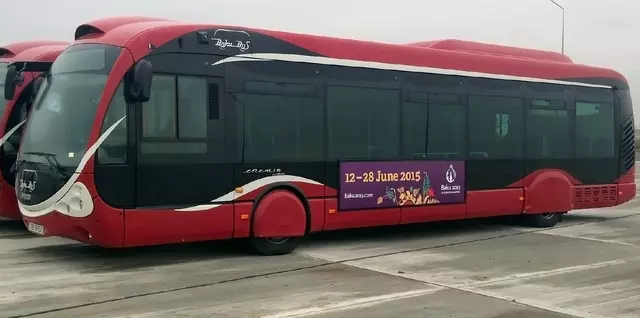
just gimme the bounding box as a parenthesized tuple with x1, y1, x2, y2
(0, 40, 69, 220)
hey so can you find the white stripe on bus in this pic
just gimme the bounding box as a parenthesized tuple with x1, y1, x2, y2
(213, 53, 612, 89)
(0, 119, 26, 148)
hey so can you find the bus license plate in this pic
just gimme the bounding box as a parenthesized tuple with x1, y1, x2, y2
(27, 222, 45, 235)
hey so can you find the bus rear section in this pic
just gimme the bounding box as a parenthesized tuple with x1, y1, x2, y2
(0, 41, 69, 221)
(614, 88, 636, 207)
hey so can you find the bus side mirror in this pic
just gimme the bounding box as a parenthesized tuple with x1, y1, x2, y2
(4, 65, 19, 101)
(129, 60, 153, 103)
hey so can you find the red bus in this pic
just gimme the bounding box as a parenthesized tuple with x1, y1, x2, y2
(0, 40, 69, 220)
(6, 17, 635, 255)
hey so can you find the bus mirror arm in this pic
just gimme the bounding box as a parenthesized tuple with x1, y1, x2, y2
(31, 76, 44, 98)
(129, 59, 153, 103)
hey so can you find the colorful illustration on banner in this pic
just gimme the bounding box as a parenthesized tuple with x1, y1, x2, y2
(377, 171, 440, 206)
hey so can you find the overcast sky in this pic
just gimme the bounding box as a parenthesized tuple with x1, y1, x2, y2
(2, 0, 638, 126)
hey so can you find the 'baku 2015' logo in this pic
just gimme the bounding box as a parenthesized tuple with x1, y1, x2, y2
(445, 164, 457, 184)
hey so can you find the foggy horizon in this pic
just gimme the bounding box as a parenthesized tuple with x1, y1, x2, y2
(2, 0, 638, 126)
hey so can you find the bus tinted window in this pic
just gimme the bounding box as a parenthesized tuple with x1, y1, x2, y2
(98, 83, 127, 164)
(0, 62, 7, 85)
(402, 102, 427, 158)
(2, 91, 30, 156)
(240, 94, 323, 162)
(143, 75, 176, 138)
(51, 44, 120, 75)
(576, 101, 614, 158)
(0, 63, 9, 127)
(468, 95, 524, 159)
(142, 75, 211, 141)
(0, 97, 5, 119)
(327, 86, 400, 160)
(177, 76, 207, 139)
(427, 104, 465, 159)
(526, 108, 570, 158)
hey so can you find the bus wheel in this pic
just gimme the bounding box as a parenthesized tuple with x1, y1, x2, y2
(250, 236, 302, 256)
(249, 189, 307, 256)
(526, 212, 562, 228)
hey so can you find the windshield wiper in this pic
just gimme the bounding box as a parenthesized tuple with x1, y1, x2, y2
(21, 151, 68, 178)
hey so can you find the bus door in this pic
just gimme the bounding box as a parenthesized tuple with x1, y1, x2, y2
(522, 84, 575, 213)
(134, 72, 235, 241)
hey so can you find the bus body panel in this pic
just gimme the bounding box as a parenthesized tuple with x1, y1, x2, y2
(123, 206, 234, 247)
(465, 189, 523, 218)
(21, 173, 125, 247)
(14, 18, 635, 248)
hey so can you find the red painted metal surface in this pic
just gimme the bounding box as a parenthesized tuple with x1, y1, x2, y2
(21, 174, 125, 247)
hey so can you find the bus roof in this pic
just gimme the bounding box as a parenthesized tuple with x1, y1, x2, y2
(70, 17, 628, 88)
(74, 16, 173, 41)
(3, 44, 70, 63)
(0, 41, 70, 61)
(406, 39, 574, 64)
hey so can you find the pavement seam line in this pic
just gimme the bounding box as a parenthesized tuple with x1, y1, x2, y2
(343, 262, 603, 318)
(258, 288, 443, 318)
(536, 231, 640, 248)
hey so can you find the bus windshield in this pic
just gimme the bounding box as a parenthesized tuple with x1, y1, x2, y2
(0, 62, 7, 115)
(18, 44, 122, 171)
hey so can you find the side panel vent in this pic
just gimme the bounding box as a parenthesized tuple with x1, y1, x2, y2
(574, 185, 618, 208)
(620, 117, 635, 173)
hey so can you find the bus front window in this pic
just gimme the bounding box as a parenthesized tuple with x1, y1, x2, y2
(0, 62, 8, 115)
(18, 44, 122, 173)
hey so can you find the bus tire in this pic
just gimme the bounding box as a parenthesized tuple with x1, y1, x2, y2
(526, 212, 561, 228)
(249, 236, 302, 256)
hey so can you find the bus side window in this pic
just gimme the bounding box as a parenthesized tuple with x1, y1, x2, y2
(327, 86, 400, 160)
(402, 102, 428, 159)
(576, 101, 614, 158)
(2, 90, 32, 156)
(138, 74, 211, 156)
(97, 83, 127, 164)
(468, 95, 524, 159)
(427, 103, 465, 159)
(240, 93, 323, 162)
(142, 75, 176, 139)
(525, 99, 570, 159)
(177, 76, 207, 139)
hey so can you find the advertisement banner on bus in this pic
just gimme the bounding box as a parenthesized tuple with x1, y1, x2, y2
(339, 160, 465, 211)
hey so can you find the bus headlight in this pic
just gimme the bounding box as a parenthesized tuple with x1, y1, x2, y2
(57, 182, 94, 217)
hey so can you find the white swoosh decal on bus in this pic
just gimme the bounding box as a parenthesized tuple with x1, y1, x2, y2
(212, 53, 611, 89)
(18, 116, 126, 218)
(175, 175, 322, 212)
(0, 119, 26, 148)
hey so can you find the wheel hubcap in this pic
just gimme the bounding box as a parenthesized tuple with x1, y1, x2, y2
(540, 213, 555, 219)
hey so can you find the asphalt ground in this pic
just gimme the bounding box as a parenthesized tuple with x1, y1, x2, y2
(1, 168, 639, 318)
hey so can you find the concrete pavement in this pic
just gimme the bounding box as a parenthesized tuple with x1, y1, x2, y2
(0, 169, 639, 318)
